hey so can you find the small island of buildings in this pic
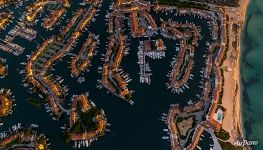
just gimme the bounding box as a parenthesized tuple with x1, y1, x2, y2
(0, 89, 15, 118)
(0, 124, 50, 150)
(0, 58, 8, 78)
(0, 12, 13, 31)
(64, 94, 107, 147)
(0, 0, 23, 8)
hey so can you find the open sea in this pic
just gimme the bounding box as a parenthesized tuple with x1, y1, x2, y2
(241, 0, 263, 149)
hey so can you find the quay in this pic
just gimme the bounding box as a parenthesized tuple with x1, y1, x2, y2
(161, 21, 200, 94)
(102, 34, 133, 102)
(0, 0, 23, 8)
(0, 126, 50, 150)
(43, 7, 66, 30)
(0, 12, 13, 31)
(137, 39, 166, 84)
(71, 33, 98, 77)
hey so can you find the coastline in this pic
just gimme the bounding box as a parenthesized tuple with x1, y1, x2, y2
(221, 0, 250, 146)
(237, 0, 250, 140)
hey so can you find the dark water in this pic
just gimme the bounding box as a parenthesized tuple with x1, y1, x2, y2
(0, 1, 213, 149)
(241, 0, 263, 149)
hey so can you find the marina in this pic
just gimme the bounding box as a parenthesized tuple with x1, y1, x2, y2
(0, 0, 249, 149)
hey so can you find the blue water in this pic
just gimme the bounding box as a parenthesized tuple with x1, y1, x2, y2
(241, 0, 263, 149)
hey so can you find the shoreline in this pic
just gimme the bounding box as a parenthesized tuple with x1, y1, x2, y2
(237, 0, 254, 148)
(221, 0, 250, 147)
(237, 0, 250, 140)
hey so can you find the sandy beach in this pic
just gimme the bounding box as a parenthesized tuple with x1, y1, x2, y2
(221, 0, 250, 146)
